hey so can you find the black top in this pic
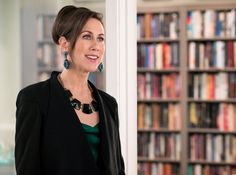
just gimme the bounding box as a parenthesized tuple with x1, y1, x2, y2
(15, 71, 125, 175)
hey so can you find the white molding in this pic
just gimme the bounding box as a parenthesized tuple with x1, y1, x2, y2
(125, 1, 137, 174)
(106, 0, 137, 174)
(74, 0, 104, 2)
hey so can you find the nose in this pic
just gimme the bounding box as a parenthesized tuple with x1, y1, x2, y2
(91, 39, 100, 51)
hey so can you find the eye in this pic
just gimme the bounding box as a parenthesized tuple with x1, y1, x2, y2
(97, 36, 105, 42)
(82, 34, 92, 40)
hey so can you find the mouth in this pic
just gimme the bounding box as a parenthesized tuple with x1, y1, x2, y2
(85, 54, 99, 60)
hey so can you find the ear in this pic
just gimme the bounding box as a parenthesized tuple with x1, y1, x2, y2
(58, 36, 69, 51)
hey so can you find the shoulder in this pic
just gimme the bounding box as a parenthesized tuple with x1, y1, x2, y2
(97, 89, 118, 107)
(97, 89, 121, 127)
(17, 79, 50, 104)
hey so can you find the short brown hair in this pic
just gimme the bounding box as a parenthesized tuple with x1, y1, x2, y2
(52, 5, 103, 51)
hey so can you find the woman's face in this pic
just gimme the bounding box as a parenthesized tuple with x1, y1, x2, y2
(70, 18, 105, 73)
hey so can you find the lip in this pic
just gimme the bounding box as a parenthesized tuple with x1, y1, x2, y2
(85, 54, 99, 60)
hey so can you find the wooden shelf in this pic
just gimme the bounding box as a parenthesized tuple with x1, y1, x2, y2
(138, 128, 180, 133)
(188, 68, 236, 72)
(137, 7, 179, 14)
(138, 67, 179, 72)
(137, 38, 179, 43)
(188, 128, 236, 134)
(188, 160, 236, 166)
(188, 37, 236, 41)
(37, 39, 54, 44)
(138, 98, 180, 103)
(138, 157, 180, 163)
(188, 98, 236, 103)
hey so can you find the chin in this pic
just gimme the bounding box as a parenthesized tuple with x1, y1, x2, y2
(87, 67, 99, 73)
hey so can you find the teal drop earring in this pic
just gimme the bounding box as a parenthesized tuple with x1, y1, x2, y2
(63, 51, 70, 69)
(98, 62, 104, 72)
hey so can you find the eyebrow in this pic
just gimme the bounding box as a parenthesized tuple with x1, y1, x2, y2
(81, 30, 105, 36)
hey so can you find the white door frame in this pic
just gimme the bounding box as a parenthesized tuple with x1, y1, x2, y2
(106, 0, 137, 174)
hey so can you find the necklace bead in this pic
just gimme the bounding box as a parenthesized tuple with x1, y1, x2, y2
(65, 90, 98, 114)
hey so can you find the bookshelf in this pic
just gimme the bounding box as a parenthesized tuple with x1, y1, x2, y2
(186, 5, 236, 175)
(137, 4, 236, 175)
(137, 7, 183, 175)
(21, 9, 59, 88)
(36, 14, 63, 81)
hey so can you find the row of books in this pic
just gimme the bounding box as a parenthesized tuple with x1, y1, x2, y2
(188, 41, 236, 69)
(188, 72, 236, 99)
(138, 133, 181, 160)
(138, 73, 181, 99)
(37, 43, 63, 69)
(138, 103, 181, 130)
(189, 103, 236, 131)
(138, 163, 179, 175)
(36, 15, 56, 41)
(189, 134, 236, 162)
(187, 9, 236, 38)
(137, 13, 179, 39)
(188, 165, 236, 175)
(138, 43, 179, 69)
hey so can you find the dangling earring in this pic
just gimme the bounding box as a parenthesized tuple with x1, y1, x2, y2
(98, 62, 104, 72)
(63, 51, 70, 69)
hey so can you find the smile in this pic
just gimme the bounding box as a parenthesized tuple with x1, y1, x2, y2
(85, 55, 99, 60)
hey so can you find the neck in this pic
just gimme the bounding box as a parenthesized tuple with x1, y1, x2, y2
(59, 70, 91, 101)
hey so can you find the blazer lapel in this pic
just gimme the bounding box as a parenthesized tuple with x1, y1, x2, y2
(88, 81, 112, 174)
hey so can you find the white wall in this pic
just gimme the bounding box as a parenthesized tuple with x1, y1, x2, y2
(106, 0, 137, 174)
(21, 0, 58, 9)
(0, 0, 20, 126)
(58, 0, 105, 13)
(0, 2, 20, 162)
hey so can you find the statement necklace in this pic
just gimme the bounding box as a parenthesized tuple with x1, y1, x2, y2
(65, 89, 99, 114)
(58, 74, 99, 114)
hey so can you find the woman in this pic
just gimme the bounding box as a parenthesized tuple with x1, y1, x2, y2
(15, 5, 125, 175)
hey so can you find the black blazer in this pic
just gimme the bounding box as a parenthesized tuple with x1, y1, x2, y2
(15, 71, 125, 175)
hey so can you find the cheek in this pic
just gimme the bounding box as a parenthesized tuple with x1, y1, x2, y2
(100, 45, 105, 54)
(75, 45, 86, 56)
